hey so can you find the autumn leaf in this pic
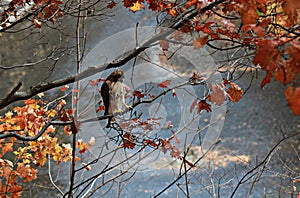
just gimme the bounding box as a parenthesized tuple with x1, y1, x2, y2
(167, 9, 177, 17)
(192, 36, 209, 49)
(59, 85, 69, 92)
(253, 40, 279, 72)
(96, 105, 105, 113)
(197, 100, 212, 113)
(282, 0, 300, 26)
(158, 80, 171, 88)
(107, 0, 116, 8)
(185, 0, 198, 8)
(143, 139, 158, 147)
(208, 83, 226, 106)
(33, 18, 42, 28)
(261, 71, 272, 88)
(173, 30, 184, 41)
(122, 132, 135, 149)
(132, 90, 145, 99)
(129, 1, 145, 12)
(159, 40, 169, 51)
(227, 82, 243, 102)
(284, 86, 300, 115)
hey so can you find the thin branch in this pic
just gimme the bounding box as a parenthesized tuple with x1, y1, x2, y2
(230, 131, 300, 198)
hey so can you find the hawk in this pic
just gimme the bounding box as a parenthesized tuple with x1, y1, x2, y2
(101, 69, 130, 128)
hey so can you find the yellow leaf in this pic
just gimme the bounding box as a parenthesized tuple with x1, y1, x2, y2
(47, 109, 56, 118)
(130, 1, 145, 12)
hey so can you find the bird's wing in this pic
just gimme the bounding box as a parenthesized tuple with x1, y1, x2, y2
(100, 81, 110, 115)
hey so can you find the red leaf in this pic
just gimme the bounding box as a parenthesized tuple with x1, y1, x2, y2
(192, 36, 209, 49)
(284, 86, 300, 115)
(107, 0, 116, 8)
(190, 98, 198, 113)
(253, 40, 279, 72)
(159, 40, 169, 51)
(122, 133, 135, 149)
(59, 85, 69, 92)
(158, 80, 171, 88)
(261, 71, 272, 88)
(143, 139, 158, 147)
(197, 100, 212, 113)
(96, 105, 105, 113)
(132, 90, 145, 99)
(227, 82, 243, 102)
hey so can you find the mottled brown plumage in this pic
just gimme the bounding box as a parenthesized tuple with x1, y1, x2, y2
(101, 69, 129, 128)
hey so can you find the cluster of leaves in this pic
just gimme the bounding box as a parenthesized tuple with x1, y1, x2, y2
(0, 96, 93, 197)
(189, 77, 243, 114)
(0, 0, 63, 29)
(118, 117, 195, 167)
(158, 0, 300, 115)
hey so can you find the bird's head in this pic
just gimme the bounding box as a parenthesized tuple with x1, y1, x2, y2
(107, 69, 124, 82)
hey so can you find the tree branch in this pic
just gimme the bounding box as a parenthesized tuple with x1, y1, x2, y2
(0, 0, 226, 110)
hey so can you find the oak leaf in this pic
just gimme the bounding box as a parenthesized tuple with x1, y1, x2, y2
(208, 83, 226, 106)
(197, 100, 212, 113)
(227, 82, 243, 102)
(284, 86, 300, 115)
(192, 36, 209, 49)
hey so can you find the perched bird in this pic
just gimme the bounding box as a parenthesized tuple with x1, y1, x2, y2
(100, 69, 130, 128)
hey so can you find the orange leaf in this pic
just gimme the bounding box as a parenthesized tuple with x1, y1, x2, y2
(208, 83, 226, 106)
(59, 85, 69, 92)
(227, 82, 243, 102)
(158, 80, 171, 88)
(129, 1, 145, 12)
(192, 36, 209, 49)
(33, 18, 42, 28)
(167, 9, 177, 17)
(96, 105, 105, 113)
(261, 71, 272, 88)
(284, 86, 300, 115)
